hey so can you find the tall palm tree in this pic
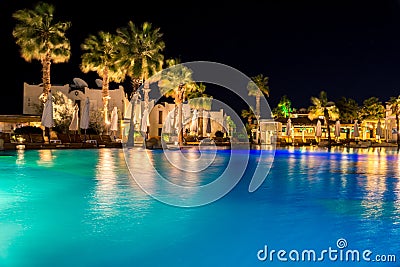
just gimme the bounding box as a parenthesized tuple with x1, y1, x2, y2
(80, 31, 124, 127)
(158, 59, 197, 146)
(388, 95, 400, 146)
(335, 96, 359, 124)
(247, 74, 270, 143)
(241, 108, 256, 140)
(241, 108, 256, 126)
(116, 20, 165, 94)
(272, 95, 293, 119)
(360, 97, 385, 120)
(308, 91, 339, 148)
(247, 74, 270, 119)
(12, 2, 71, 100)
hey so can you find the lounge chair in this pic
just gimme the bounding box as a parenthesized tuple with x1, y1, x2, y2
(0, 132, 16, 150)
(22, 133, 57, 149)
(57, 133, 71, 144)
(88, 134, 103, 147)
(101, 134, 122, 148)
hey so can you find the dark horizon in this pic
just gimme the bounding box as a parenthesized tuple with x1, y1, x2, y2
(1, 0, 400, 115)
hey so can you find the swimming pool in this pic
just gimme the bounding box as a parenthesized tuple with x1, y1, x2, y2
(0, 147, 399, 266)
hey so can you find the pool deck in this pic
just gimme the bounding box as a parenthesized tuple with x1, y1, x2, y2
(1, 137, 398, 151)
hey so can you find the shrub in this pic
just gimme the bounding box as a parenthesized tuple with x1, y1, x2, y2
(14, 126, 43, 135)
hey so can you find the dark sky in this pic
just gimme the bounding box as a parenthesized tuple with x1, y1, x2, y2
(1, 0, 400, 115)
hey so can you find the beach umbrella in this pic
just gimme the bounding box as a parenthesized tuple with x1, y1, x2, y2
(80, 97, 90, 140)
(41, 91, 54, 128)
(222, 114, 227, 134)
(141, 108, 149, 133)
(69, 104, 79, 132)
(110, 106, 118, 139)
(205, 111, 212, 135)
(315, 120, 322, 137)
(124, 100, 132, 120)
(353, 120, 360, 138)
(285, 118, 292, 136)
(334, 120, 341, 139)
(164, 110, 175, 134)
(376, 120, 382, 137)
(110, 107, 118, 132)
(190, 109, 198, 133)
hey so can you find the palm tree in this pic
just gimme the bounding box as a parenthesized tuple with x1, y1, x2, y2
(359, 97, 385, 120)
(272, 95, 293, 118)
(187, 83, 212, 137)
(335, 96, 359, 124)
(116, 20, 165, 94)
(80, 31, 124, 127)
(308, 91, 339, 148)
(158, 59, 197, 146)
(12, 2, 71, 100)
(247, 74, 270, 119)
(241, 108, 256, 126)
(388, 95, 400, 146)
(241, 108, 256, 140)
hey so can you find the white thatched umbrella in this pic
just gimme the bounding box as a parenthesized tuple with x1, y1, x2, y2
(285, 118, 292, 137)
(110, 106, 118, 138)
(80, 97, 90, 140)
(41, 91, 54, 128)
(69, 104, 79, 133)
(376, 120, 382, 140)
(334, 120, 341, 141)
(353, 120, 360, 139)
(141, 108, 149, 134)
(205, 111, 212, 136)
(190, 109, 198, 133)
(164, 110, 175, 134)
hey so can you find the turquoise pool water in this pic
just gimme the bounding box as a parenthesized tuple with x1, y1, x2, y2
(0, 147, 399, 267)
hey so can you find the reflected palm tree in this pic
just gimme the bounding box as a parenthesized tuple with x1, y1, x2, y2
(93, 149, 118, 217)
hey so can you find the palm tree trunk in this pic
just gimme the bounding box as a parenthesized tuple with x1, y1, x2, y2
(41, 51, 52, 98)
(177, 102, 183, 146)
(176, 84, 185, 147)
(256, 94, 261, 144)
(102, 69, 110, 133)
(396, 114, 400, 146)
(256, 93, 261, 119)
(198, 108, 204, 137)
(326, 120, 332, 148)
(127, 92, 139, 146)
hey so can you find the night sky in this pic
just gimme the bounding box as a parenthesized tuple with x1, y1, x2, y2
(1, 0, 400, 115)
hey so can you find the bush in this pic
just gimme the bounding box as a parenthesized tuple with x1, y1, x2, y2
(14, 126, 43, 135)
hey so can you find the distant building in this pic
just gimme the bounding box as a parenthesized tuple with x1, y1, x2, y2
(121, 99, 226, 142)
(0, 115, 41, 133)
(21, 83, 228, 141)
(23, 82, 126, 116)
